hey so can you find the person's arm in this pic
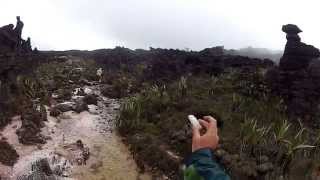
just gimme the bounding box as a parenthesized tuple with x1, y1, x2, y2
(186, 116, 230, 180)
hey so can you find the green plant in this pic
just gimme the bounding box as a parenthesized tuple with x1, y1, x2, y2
(117, 95, 144, 133)
(240, 117, 271, 155)
(184, 165, 204, 180)
(279, 127, 315, 177)
(273, 119, 291, 144)
(178, 76, 188, 97)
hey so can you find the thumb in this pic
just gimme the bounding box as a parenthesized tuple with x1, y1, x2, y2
(192, 127, 200, 152)
(192, 126, 200, 142)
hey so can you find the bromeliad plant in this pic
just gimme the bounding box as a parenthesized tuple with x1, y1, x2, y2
(273, 119, 291, 144)
(117, 95, 143, 133)
(240, 117, 271, 156)
(278, 126, 315, 177)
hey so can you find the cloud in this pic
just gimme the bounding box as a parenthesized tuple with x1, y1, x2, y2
(1, 0, 320, 51)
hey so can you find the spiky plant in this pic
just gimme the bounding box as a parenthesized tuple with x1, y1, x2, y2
(240, 117, 271, 156)
(178, 76, 188, 97)
(273, 119, 291, 144)
(279, 127, 315, 177)
(17, 76, 45, 100)
(117, 95, 143, 133)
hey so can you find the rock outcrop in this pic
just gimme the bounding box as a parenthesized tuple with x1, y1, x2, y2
(0, 140, 19, 166)
(0, 17, 46, 129)
(267, 24, 320, 123)
(0, 16, 32, 55)
(16, 103, 47, 145)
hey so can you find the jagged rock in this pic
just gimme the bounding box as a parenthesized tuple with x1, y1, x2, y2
(16, 104, 46, 145)
(74, 100, 88, 113)
(267, 24, 320, 122)
(83, 94, 98, 105)
(52, 103, 73, 113)
(17, 158, 58, 180)
(0, 16, 32, 55)
(280, 24, 320, 69)
(282, 24, 302, 34)
(0, 140, 19, 166)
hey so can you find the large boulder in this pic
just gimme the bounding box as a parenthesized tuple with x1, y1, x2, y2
(74, 100, 88, 113)
(83, 94, 98, 105)
(52, 103, 74, 112)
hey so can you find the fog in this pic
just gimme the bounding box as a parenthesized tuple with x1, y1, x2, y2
(1, 0, 320, 51)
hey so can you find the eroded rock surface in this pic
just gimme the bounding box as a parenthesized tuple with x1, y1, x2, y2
(267, 24, 320, 123)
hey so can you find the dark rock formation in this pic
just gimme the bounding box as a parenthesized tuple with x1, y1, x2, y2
(52, 103, 73, 113)
(0, 140, 19, 166)
(0, 17, 43, 129)
(16, 104, 47, 145)
(280, 24, 320, 70)
(0, 16, 31, 55)
(90, 47, 274, 84)
(74, 100, 88, 113)
(17, 158, 56, 180)
(83, 94, 98, 105)
(267, 24, 320, 123)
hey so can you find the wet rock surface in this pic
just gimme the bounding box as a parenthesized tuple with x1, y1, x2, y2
(0, 85, 151, 180)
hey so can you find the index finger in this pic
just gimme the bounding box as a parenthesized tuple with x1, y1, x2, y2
(203, 116, 218, 133)
(203, 116, 217, 126)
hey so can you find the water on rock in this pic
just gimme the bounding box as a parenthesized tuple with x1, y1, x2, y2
(0, 86, 151, 180)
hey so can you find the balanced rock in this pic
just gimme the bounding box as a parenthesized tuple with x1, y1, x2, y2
(268, 24, 320, 122)
(282, 24, 302, 34)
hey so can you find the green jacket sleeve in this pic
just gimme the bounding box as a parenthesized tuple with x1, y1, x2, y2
(186, 148, 230, 180)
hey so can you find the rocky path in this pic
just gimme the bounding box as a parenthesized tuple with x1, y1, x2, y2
(0, 85, 151, 180)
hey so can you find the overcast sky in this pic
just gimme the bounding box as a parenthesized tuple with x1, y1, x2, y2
(1, 0, 320, 51)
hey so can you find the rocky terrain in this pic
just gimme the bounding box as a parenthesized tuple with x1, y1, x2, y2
(1, 17, 320, 180)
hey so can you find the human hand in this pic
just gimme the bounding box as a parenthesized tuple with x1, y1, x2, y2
(192, 116, 219, 152)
